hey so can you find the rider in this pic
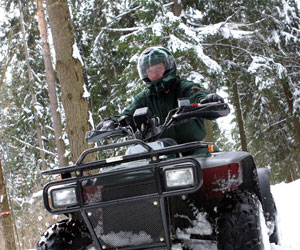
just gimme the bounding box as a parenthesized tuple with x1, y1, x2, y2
(98, 46, 224, 144)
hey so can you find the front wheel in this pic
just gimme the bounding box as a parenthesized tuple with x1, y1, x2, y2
(36, 219, 93, 250)
(217, 191, 268, 250)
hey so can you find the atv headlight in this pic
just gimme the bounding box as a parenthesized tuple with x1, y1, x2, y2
(165, 167, 195, 188)
(50, 186, 79, 209)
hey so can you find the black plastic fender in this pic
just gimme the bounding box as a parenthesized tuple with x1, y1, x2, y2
(257, 168, 279, 244)
(198, 152, 260, 189)
(257, 168, 274, 220)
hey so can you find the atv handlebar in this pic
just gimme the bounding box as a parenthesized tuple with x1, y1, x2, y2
(86, 126, 131, 144)
(172, 102, 230, 122)
(86, 102, 230, 143)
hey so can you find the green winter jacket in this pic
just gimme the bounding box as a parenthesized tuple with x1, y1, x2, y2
(120, 77, 208, 144)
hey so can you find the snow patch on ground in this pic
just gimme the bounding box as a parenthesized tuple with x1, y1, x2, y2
(270, 179, 300, 249)
(173, 180, 300, 250)
(36, 180, 300, 250)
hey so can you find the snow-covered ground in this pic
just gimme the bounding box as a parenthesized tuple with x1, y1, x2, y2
(171, 179, 300, 250)
(88, 180, 300, 250)
(270, 179, 300, 250)
(32, 179, 300, 250)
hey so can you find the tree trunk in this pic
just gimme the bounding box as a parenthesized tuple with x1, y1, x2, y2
(227, 46, 248, 151)
(204, 120, 215, 142)
(232, 82, 248, 151)
(280, 78, 300, 147)
(280, 78, 300, 181)
(46, 0, 94, 162)
(171, 0, 182, 17)
(18, 0, 47, 170)
(36, 0, 69, 168)
(0, 161, 16, 250)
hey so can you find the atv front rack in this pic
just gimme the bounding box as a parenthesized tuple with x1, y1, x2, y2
(43, 157, 203, 250)
(41, 139, 211, 250)
(42, 139, 213, 177)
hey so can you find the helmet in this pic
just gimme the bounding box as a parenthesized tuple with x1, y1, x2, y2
(138, 47, 177, 93)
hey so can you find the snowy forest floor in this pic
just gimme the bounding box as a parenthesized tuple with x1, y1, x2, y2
(270, 179, 300, 250)
(1, 179, 299, 250)
(88, 179, 300, 250)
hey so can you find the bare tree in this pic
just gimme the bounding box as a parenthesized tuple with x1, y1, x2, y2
(0, 161, 16, 250)
(232, 82, 248, 151)
(45, 0, 94, 162)
(280, 78, 300, 146)
(18, 0, 47, 170)
(227, 47, 248, 152)
(36, 0, 68, 167)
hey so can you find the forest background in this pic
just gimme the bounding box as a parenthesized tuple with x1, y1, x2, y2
(0, 0, 299, 249)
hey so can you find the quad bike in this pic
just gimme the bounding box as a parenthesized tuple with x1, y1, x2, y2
(37, 100, 279, 250)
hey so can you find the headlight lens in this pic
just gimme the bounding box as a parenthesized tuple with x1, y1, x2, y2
(51, 187, 78, 209)
(165, 167, 195, 188)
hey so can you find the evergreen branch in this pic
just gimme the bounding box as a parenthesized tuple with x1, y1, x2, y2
(163, 2, 174, 8)
(261, 119, 287, 134)
(0, 9, 37, 89)
(219, 8, 245, 29)
(0, 48, 18, 89)
(287, 72, 300, 77)
(100, 27, 141, 32)
(100, 26, 152, 32)
(94, 5, 142, 46)
(112, 5, 142, 23)
(11, 136, 57, 157)
(201, 42, 254, 56)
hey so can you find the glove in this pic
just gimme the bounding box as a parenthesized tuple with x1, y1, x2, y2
(200, 93, 224, 104)
(96, 120, 116, 130)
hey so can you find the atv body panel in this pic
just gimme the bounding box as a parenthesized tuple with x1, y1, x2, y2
(39, 103, 279, 249)
(41, 139, 264, 250)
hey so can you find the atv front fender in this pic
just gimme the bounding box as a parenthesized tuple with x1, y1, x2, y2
(257, 168, 279, 244)
(196, 151, 254, 197)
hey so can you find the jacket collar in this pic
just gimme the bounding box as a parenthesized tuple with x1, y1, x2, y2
(148, 76, 180, 96)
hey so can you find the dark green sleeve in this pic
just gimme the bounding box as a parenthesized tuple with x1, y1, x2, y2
(104, 91, 147, 123)
(186, 85, 220, 120)
(180, 81, 222, 122)
(121, 92, 146, 117)
(181, 83, 208, 103)
(189, 87, 208, 103)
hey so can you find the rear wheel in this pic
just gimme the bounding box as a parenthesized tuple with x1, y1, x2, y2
(36, 219, 93, 250)
(217, 191, 267, 250)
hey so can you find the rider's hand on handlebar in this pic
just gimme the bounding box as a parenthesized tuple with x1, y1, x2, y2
(96, 120, 116, 131)
(200, 93, 224, 104)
